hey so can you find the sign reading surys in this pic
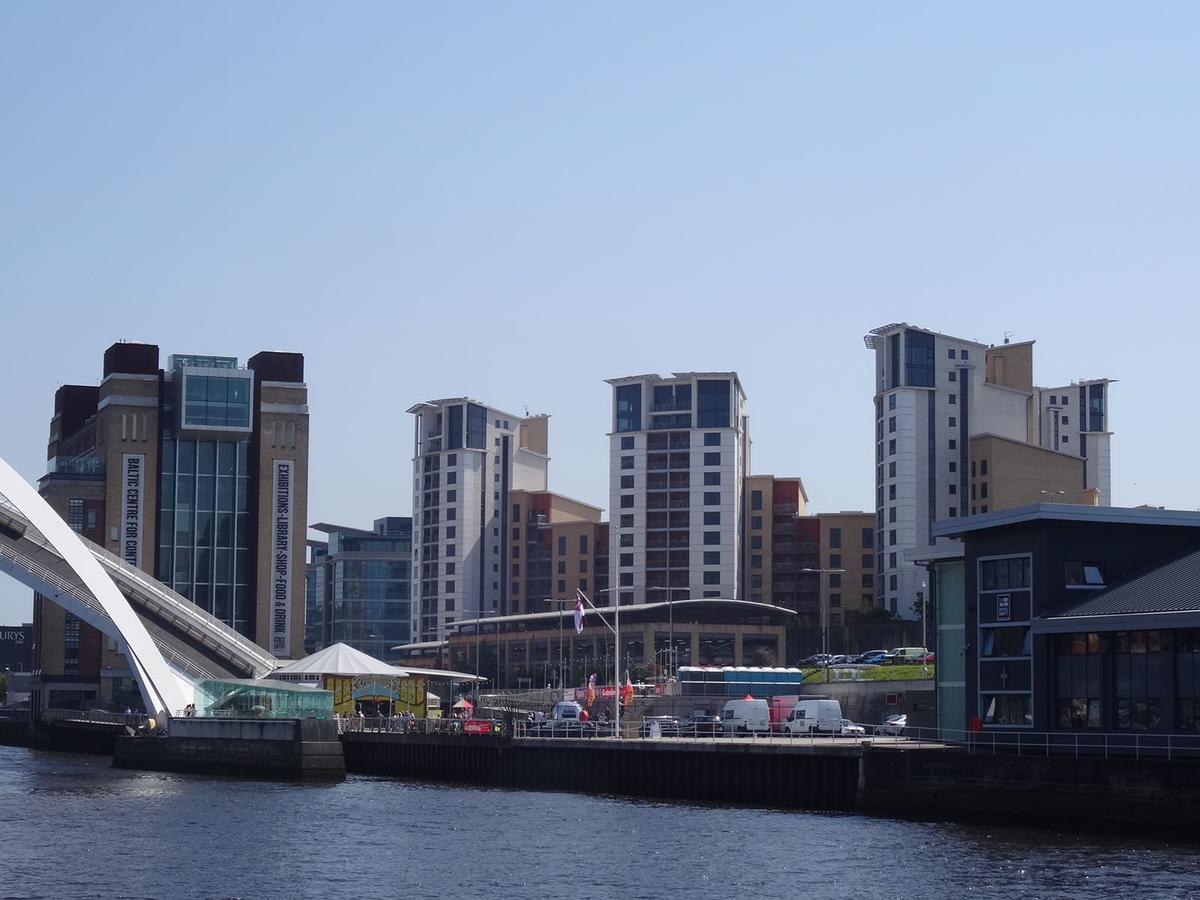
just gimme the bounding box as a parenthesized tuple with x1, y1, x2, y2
(271, 459, 294, 656)
(121, 454, 145, 568)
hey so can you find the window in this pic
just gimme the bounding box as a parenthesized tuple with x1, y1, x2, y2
(751, 516, 762, 530)
(1065, 562, 1105, 587)
(862, 553, 873, 568)
(829, 573, 841, 588)
(888, 439, 896, 455)
(558, 536, 567, 555)
(704, 532, 720, 546)
(446, 545, 455, 557)
(980, 482, 988, 498)
(889, 530, 896, 546)
(888, 462, 896, 477)
(948, 508, 957, 517)
(619, 572, 634, 587)
(446, 508, 457, 521)
(948, 370, 956, 382)
(703, 571, 720, 585)
(703, 492, 720, 506)
(558, 560, 566, 575)
(888, 416, 896, 433)
(1062, 435, 1070, 444)
(889, 553, 896, 568)
(697, 379, 731, 428)
(620, 475, 634, 489)
(889, 574, 898, 590)
(904, 329, 935, 387)
(980, 557, 1031, 591)
(751, 490, 762, 511)
(862, 529, 873, 549)
(949, 393, 957, 405)
(888, 484, 896, 500)
(704, 433, 721, 446)
(704, 472, 721, 486)
(980, 459, 989, 476)
(704, 452, 721, 467)
(446, 562, 455, 575)
(620, 553, 634, 567)
(1114, 631, 1162, 731)
(888, 393, 897, 411)
(620, 495, 634, 509)
(704, 511, 720, 525)
(579, 535, 588, 554)
(703, 551, 721, 565)
(961, 350, 969, 360)
(949, 461, 957, 473)
(620, 514, 634, 528)
(621, 436, 634, 450)
(446, 490, 456, 502)
(829, 528, 841, 549)
(1061, 416, 1069, 425)
(948, 417, 956, 428)
(751, 555, 762, 569)
(619, 533, 633, 547)
(949, 484, 957, 495)
(948, 439, 956, 450)
(948, 349, 956, 359)
(862, 574, 874, 588)
(615, 384, 642, 433)
(888, 507, 896, 523)
(621, 456, 634, 470)
(750, 535, 763, 550)
(447, 454, 457, 466)
(446, 472, 457, 485)
(444, 581, 455, 593)
(446, 526, 456, 539)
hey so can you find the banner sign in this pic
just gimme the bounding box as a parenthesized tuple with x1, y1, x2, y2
(121, 454, 145, 568)
(997, 593, 1011, 622)
(271, 459, 295, 656)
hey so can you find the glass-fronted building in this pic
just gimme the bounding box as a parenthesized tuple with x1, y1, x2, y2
(307, 517, 412, 660)
(929, 504, 1200, 736)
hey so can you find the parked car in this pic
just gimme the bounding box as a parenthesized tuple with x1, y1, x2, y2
(783, 699, 844, 734)
(531, 701, 595, 737)
(680, 714, 723, 737)
(839, 719, 866, 737)
(918, 652, 936, 665)
(883, 647, 929, 665)
(639, 716, 680, 738)
(857, 650, 888, 665)
(798, 654, 834, 668)
(722, 698, 771, 735)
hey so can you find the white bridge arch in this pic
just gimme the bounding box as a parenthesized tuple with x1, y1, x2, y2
(0, 456, 191, 720)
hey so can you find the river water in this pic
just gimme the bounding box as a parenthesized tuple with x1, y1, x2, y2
(0, 745, 1197, 900)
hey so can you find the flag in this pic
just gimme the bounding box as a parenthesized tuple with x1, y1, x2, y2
(574, 595, 585, 634)
(586, 672, 596, 708)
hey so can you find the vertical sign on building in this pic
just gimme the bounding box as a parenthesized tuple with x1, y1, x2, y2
(121, 453, 145, 568)
(271, 459, 294, 657)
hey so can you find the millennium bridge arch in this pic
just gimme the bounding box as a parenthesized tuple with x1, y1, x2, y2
(0, 456, 277, 720)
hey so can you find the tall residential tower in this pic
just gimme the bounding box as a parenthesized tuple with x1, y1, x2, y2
(864, 324, 1113, 617)
(606, 373, 749, 604)
(407, 400, 549, 642)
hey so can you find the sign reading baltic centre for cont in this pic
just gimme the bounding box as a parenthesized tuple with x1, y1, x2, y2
(271, 459, 294, 657)
(121, 453, 145, 568)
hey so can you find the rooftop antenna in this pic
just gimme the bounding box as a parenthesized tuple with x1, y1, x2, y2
(1003, 331, 1013, 345)
(523, 404, 530, 416)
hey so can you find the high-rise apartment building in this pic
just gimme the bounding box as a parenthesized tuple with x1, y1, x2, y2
(306, 517, 412, 659)
(865, 324, 1113, 617)
(407, 400, 549, 642)
(34, 341, 309, 709)
(607, 373, 749, 604)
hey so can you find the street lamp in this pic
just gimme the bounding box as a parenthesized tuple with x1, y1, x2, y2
(800, 567, 846, 684)
(540, 597, 566, 691)
(646, 586, 688, 680)
(919, 580, 929, 676)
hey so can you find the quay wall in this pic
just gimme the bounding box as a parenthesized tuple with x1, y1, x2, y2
(342, 732, 861, 810)
(342, 732, 1200, 834)
(862, 748, 1200, 830)
(113, 718, 345, 780)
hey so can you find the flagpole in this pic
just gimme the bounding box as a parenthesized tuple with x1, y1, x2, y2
(577, 587, 619, 737)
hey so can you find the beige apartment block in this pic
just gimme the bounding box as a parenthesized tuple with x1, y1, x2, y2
(969, 434, 1090, 514)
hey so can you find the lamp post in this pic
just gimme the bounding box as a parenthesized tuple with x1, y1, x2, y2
(577, 587, 620, 735)
(540, 597, 565, 692)
(801, 567, 846, 684)
(920, 580, 929, 676)
(646, 586, 688, 680)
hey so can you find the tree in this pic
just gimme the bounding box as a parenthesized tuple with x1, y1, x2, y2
(752, 645, 777, 668)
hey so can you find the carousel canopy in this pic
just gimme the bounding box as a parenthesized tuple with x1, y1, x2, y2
(271, 643, 410, 678)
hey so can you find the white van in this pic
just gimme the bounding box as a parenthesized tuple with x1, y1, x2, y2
(722, 698, 770, 735)
(784, 699, 844, 734)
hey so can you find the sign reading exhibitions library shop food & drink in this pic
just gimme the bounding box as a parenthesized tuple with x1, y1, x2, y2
(271, 459, 294, 656)
(121, 453, 145, 568)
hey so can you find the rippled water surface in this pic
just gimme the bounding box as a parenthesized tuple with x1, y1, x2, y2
(1, 745, 1198, 899)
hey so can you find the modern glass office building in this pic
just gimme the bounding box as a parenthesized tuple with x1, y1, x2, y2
(307, 517, 413, 660)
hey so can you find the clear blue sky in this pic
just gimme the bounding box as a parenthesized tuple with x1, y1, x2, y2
(2, 4, 1199, 622)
